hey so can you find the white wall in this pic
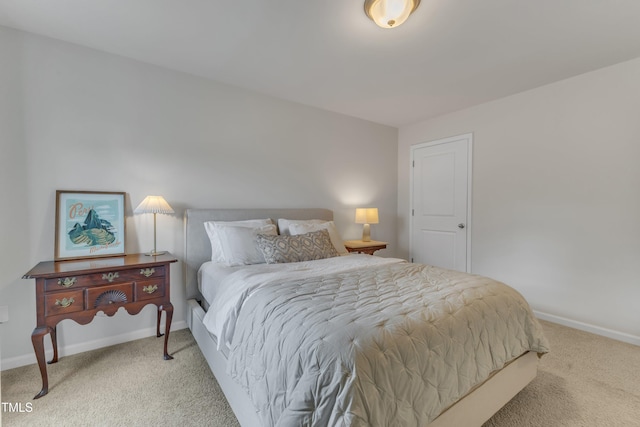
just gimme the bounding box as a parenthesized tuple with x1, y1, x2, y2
(0, 26, 398, 369)
(398, 57, 640, 344)
(0, 25, 31, 369)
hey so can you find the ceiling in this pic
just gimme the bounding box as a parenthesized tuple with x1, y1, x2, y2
(2, 1, 640, 127)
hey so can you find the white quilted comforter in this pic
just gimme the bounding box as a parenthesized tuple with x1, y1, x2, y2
(203, 255, 549, 427)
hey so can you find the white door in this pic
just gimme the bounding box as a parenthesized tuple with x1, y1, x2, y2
(410, 134, 472, 272)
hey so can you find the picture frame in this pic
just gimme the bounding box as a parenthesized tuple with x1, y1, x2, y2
(55, 190, 126, 261)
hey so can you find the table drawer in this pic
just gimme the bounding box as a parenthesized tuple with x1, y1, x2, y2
(44, 266, 165, 292)
(45, 290, 84, 316)
(135, 279, 166, 301)
(87, 283, 134, 308)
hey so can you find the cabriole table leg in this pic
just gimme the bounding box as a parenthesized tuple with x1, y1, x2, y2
(161, 303, 173, 360)
(48, 325, 59, 364)
(31, 327, 50, 399)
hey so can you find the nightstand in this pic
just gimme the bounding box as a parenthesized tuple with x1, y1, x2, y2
(23, 253, 177, 399)
(344, 240, 388, 255)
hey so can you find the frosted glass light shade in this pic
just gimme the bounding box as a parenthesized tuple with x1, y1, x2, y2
(364, 0, 420, 29)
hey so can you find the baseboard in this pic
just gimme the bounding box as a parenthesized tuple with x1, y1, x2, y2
(1, 320, 187, 371)
(534, 311, 640, 346)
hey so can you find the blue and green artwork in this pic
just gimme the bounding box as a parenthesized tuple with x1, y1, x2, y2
(68, 207, 116, 246)
(57, 192, 125, 259)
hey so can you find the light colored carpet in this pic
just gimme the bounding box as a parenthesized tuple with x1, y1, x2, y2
(1, 329, 239, 427)
(483, 321, 640, 427)
(2, 321, 639, 426)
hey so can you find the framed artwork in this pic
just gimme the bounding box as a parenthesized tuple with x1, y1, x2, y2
(55, 190, 126, 261)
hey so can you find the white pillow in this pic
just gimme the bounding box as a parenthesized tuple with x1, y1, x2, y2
(204, 219, 272, 263)
(216, 223, 277, 266)
(288, 220, 348, 255)
(277, 218, 327, 236)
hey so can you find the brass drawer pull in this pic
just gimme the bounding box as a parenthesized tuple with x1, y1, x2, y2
(143, 284, 158, 294)
(102, 272, 119, 282)
(57, 277, 77, 288)
(55, 297, 75, 308)
(140, 268, 155, 278)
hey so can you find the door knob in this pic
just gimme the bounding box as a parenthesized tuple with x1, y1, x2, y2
(458, 223, 465, 229)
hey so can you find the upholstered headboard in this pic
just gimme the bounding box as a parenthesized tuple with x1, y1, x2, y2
(183, 208, 333, 300)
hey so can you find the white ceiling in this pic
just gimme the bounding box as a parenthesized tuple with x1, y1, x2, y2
(2, 1, 640, 127)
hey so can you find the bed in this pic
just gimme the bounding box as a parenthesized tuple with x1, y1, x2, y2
(184, 208, 549, 427)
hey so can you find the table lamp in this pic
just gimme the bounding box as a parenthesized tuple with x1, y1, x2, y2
(355, 208, 379, 242)
(134, 195, 174, 256)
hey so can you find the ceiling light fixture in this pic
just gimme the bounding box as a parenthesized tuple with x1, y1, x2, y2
(364, 0, 421, 29)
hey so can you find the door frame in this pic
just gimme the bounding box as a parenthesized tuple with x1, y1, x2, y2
(409, 133, 473, 272)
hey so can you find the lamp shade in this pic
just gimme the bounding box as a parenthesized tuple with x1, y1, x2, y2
(134, 196, 174, 214)
(364, 0, 420, 29)
(355, 208, 379, 224)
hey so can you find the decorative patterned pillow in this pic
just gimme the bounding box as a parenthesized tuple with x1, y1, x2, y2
(256, 229, 339, 264)
(288, 220, 348, 255)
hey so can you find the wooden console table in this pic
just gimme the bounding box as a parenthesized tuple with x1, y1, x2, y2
(23, 253, 177, 399)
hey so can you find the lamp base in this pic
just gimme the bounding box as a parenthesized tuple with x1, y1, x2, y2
(361, 223, 371, 242)
(145, 250, 167, 256)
